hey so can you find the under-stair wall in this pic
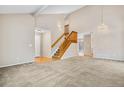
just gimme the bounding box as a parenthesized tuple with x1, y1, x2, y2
(62, 43, 78, 59)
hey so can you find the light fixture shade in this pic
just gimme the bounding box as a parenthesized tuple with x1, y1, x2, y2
(98, 23, 108, 32)
(34, 27, 45, 33)
(97, 6, 109, 32)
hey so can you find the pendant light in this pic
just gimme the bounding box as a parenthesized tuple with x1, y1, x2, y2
(98, 6, 108, 32)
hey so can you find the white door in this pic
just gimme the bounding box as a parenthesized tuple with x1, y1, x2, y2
(84, 34, 92, 57)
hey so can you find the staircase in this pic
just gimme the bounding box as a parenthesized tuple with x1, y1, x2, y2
(52, 31, 77, 59)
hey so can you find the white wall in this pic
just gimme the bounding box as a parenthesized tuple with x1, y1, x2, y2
(0, 14, 35, 67)
(35, 32, 41, 57)
(41, 31, 51, 57)
(0, 14, 77, 68)
(36, 14, 65, 44)
(62, 43, 78, 59)
(35, 14, 66, 57)
(69, 5, 124, 61)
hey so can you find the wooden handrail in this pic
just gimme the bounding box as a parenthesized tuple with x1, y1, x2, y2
(59, 31, 77, 50)
(52, 31, 77, 59)
(59, 31, 77, 58)
(51, 33, 65, 48)
(65, 31, 76, 41)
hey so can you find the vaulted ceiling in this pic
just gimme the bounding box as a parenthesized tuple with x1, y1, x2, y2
(0, 5, 41, 14)
(0, 5, 85, 14)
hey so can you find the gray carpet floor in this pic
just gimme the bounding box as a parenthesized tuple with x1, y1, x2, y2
(0, 56, 124, 87)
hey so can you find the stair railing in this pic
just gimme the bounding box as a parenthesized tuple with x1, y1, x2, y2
(51, 33, 65, 48)
(52, 31, 77, 59)
(60, 31, 77, 50)
(58, 31, 77, 58)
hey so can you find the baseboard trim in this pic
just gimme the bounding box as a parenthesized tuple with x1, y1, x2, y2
(93, 54, 124, 62)
(0, 59, 34, 68)
(93, 57, 124, 62)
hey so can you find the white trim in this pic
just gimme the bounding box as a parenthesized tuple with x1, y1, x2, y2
(32, 5, 49, 16)
(93, 53, 124, 61)
(0, 58, 34, 68)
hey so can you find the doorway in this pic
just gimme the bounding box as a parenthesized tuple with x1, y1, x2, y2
(35, 30, 51, 58)
(83, 34, 93, 57)
(78, 33, 93, 57)
(78, 35, 84, 56)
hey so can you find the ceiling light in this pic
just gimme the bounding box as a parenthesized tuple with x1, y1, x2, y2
(98, 6, 109, 32)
